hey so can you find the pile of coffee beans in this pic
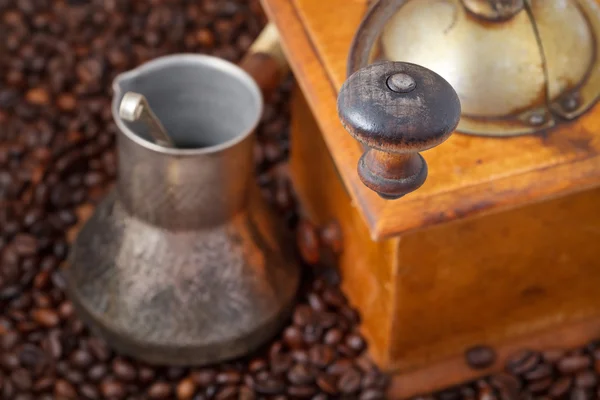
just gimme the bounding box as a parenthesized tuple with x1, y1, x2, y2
(418, 343, 600, 400)
(0, 0, 388, 398)
(3, 1, 600, 400)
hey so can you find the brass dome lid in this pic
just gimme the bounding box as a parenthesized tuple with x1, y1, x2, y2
(348, 0, 600, 136)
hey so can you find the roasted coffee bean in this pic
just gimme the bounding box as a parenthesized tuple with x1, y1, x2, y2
(191, 369, 216, 386)
(254, 377, 285, 395)
(297, 220, 320, 265)
(309, 344, 335, 368)
(575, 370, 598, 388)
(558, 355, 592, 374)
(338, 367, 362, 394)
(216, 370, 242, 385)
(548, 376, 573, 398)
(87, 364, 107, 382)
(316, 374, 339, 394)
(79, 383, 100, 399)
(11, 368, 33, 390)
(112, 357, 136, 381)
(288, 384, 317, 397)
(283, 326, 304, 349)
(465, 345, 496, 369)
(524, 363, 553, 381)
(176, 377, 196, 400)
(543, 348, 567, 364)
(100, 378, 126, 399)
(69, 349, 93, 368)
(54, 379, 77, 399)
(506, 350, 541, 375)
(147, 381, 173, 399)
(287, 363, 315, 385)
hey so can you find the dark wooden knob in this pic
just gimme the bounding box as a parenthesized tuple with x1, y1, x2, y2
(337, 61, 461, 200)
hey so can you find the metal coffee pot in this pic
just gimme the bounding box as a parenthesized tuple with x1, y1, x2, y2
(65, 46, 300, 366)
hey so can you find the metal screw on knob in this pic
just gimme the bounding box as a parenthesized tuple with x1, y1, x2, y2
(337, 61, 461, 200)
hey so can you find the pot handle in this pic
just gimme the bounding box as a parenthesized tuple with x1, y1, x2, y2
(239, 23, 289, 101)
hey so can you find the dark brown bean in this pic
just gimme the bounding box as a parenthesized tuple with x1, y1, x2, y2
(338, 367, 362, 394)
(176, 377, 196, 400)
(575, 370, 598, 388)
(548, 376, 573, 398)
(54, 379, 77, 399)
(309, 344, 335, 368)
(112, 357, 136, 381)
(100, 379, 126, 399)
(316, 374, 338, 395)
(297, 220, 320, 265)
(147, 381, 173, 399)
(524, 363, 553, 381)
(558, 355, 592, 374)
(287, 363, 315, 385)
(465, 345, 496, 369)
(506, 350, 541, 375)
(283, 326, 304, 349)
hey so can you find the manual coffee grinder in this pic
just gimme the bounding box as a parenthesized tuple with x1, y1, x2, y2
(261, 0, 600, 397)
(65, 25, 299, 366)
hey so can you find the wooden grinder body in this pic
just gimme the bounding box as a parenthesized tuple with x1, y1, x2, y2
(261, 0, 600, 397)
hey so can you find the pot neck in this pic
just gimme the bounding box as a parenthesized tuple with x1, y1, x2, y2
(116, 132, 255, 230)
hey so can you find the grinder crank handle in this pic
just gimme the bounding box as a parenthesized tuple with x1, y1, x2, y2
(337, 61, 461, 200)
(239, 23, 289, 101)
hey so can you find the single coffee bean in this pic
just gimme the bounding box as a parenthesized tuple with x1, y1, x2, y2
(558, 355, 592, 375)
(248, 358, 268, 373)
(176, 377, 196, 400)
(54, 379, 77, 399)
(338, 367, 362, 394)
(216, 370, 242, 385)
(575, 370, 598, 388)
(87, 364, 107, 382)
(112, 357, 136, 381)
(346, 333, 366, 353)
(147, 381, 173, 399)
(297, 220, 320, 265)
(489, 373, 521, 396)
(527, 377, 553, 394)
(287, 363, 315, 386)
(283, 326, 304, 349)
(316, 374, 338, 395)
(79, 383, 100, 399)
(139, 366, 157, 384)
(524, 363, 553, 381)
(68, 349, 93, 368)
(270, 353, 293, 375)
(11, 368, 33, 390)
(319, 221, 343, 255)
(360, 389, 386, 400)
(543, 348, 567, 364)
(309, 344, 335, 368)
(506, 350, 541, 375)
(100, 379, 126, 399)
(571, 387, 592, 400)
(465, 345, 496, 370)
(191, 369, 216, 386)
(288, 384, 317, 398)
(254, 377, 285, 395)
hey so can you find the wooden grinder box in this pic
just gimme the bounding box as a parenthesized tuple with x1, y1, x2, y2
(260, 0, 600, 397)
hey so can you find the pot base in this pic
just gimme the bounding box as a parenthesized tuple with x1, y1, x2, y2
(65, 190, 300, 366)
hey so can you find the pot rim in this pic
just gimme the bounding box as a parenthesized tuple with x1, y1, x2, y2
(111, 53, 264, 156)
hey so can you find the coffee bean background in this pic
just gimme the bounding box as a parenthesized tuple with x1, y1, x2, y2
(0, 0, 388, 399)
(1, 1, 600, 400)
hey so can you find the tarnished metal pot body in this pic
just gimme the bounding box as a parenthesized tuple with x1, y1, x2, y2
(65, 55, 300, 366)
